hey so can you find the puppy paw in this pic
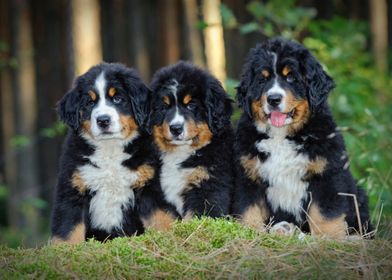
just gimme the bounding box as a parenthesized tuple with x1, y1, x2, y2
(269, 221, 296, 236)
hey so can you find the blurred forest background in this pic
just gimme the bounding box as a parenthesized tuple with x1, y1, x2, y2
(0, 0, 391, 247)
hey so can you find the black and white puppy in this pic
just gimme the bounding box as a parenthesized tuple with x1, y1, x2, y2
(149, 61, 234, 220)
(52, 63, 173, 244)
(233, 38, 372, 238)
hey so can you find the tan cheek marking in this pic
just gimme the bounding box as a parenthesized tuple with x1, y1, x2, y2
(51, 223, 86, 245)
(186, 166, 210, 191)
(240, 155, 261, 183)
(81, 120, 93, 137)
(120, 115, 138, 138)
(133, 164, 155, 189)
(71, 171, 86, 194)
(282, 65, 291, 77)
(183, 94, 192, 105)
(88, 90, 97, 101)
(307, 203, 347, 239)
(141, 209, 176, 231)
(163, 96, 170, 105)
(285, 91, 310, 135)
(241, 200, 269, 232)
(251, 97, 268, 125)
(190, 122, 213, 150)
(108, 87, 116, 97)
(261, 69, 270, 78)
(153, 123, 176, 152)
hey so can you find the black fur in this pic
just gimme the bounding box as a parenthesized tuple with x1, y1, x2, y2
(149, 61, 234, 218)
(52, 62, 173, 242)
(233, 38, 372, 237)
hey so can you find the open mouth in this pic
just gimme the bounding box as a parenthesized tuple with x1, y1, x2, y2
(165, 135, 198, 146)
(267, 109, 295, 127)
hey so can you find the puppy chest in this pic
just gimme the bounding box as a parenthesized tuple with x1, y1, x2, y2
(255, 137, 309, 222)
(160, 149, 194, 216)
(78, 147, 138, 232)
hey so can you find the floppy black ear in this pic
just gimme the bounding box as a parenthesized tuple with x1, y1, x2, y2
(236, 61, 254, 119)
(57, 88, 81, 131)
(123, 69, 151, 129)
(205, 78, 233, 134)
(302, 51, 335, 112)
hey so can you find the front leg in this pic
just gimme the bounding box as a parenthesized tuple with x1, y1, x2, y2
(51, 171, 86, 244)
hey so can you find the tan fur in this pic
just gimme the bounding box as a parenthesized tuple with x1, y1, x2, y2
(51, 223, 86, 245)
(153, 122, 175, 152)
(183, 94, 192, 105)
(308, 157, 327, 175)
(133, 164, 155, 189)
(163, 95, 170, 105)
(186, 166, 210, 189)
(71, 171, 86, 194)
(261, 69, 270, 78)
(183, 210, 194, 221)
(241, 200, 269, 232)
(285, 92, 310, 135)
(308, 203, 347, 239)
(81, 120, 93, 137)
(108, 87, 116, 97)
(189, 122, 213, 150)
(120, 115, 138, 138)
(240, 155, 260, 183)
(88, 90, 97, 101)
(251, 97, 268, 126)
(141, 209, 175, 231)
(282, 65, 291, 76)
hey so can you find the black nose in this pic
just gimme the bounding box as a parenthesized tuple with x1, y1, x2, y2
(267, 94, 283, 107)
(169, 124, 183, 136)
(96, 115, 111, 129)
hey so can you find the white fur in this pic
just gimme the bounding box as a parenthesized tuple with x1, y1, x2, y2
(78, 136, 139, 232)
(160, 146, 195, 216)
(91, 72, 123, 139)
(255, 127, 309, 222)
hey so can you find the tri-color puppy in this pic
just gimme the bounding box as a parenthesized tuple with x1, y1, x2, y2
(148, 62, 234, 219)
(233, 38, 373, 238)
(52, 63, 173, 244)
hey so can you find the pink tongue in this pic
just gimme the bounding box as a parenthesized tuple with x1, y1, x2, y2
(270, 111, 287, 127)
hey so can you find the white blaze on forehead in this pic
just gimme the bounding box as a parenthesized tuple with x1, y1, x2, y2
(167, 79, 179, 102)
(95, 72, 107, 99)
(170, 107, 185, 125)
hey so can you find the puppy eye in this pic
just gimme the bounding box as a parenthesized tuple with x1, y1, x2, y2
(87, 100, 95, 107)
(187, 103, 196, 110)
(286, 74, 295, 83)
(113, 96, 123, 104)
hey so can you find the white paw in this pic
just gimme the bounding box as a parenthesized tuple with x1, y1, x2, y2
(269, 221, 296, 236)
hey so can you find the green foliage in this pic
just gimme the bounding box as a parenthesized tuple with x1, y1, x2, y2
(40, 121, 67, 138)
(1, 218, 391, 279)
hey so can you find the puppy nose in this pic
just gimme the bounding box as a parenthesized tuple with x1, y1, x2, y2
(96, 115, 111, 129)
(169, 124, 183, 136)
(267, 94, 283, 107)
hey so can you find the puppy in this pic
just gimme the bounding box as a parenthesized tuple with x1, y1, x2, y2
(51, 63, 173, 244)
(148, 61, 234, 219)
(233, 38, 373, 238)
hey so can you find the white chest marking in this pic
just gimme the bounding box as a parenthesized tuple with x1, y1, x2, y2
(78, 138, 138, 232)
(255, 127, 309, 222)
(160, 146, 194, 216)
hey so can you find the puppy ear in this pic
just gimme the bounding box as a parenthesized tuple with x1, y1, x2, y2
(205, 78, 233, 134)
(302, 51, 335, 112)
(122, 68, 151, 130)
(57, 87, 81, 131)
(236, 62, 253, 119)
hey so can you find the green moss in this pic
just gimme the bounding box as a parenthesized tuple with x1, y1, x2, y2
(1, 218, 391, 279)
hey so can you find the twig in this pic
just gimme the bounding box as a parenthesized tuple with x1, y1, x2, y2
(338, 192, 363, 236)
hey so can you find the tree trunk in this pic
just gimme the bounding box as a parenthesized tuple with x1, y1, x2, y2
(370, 0, 388, 72)
(202, 0, 227, 86)
(72, 0, 102, 75)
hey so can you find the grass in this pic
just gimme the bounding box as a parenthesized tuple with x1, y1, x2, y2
(1, 218, 391, 279)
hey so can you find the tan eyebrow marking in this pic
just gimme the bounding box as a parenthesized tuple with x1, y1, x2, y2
(261, 69, 270, 78)
(282, 65, 291, 76)
(163, 95, 170, 105)
(183, 94, 192, 105)
(88, 90, 97, 101)
(108, 87, 116, 97)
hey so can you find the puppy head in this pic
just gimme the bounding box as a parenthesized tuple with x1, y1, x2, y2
(237, 38, 335, 133)
(57, 63, 150, 141)
(149, 61, 232, 152)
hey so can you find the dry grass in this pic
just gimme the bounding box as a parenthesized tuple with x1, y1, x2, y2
(1, 218, 391, 279)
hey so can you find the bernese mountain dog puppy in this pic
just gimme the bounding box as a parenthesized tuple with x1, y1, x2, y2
(148, 61, 234, 220)
(233, 38, 373, 238)
(51, 63, 174, 244)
